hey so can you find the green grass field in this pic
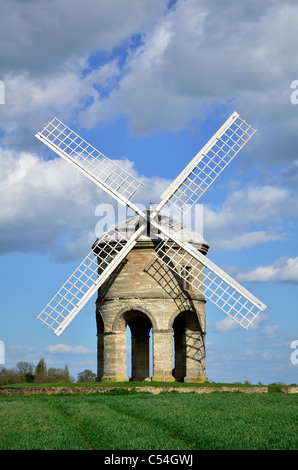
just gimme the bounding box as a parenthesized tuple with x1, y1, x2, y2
(0, 390, 297, 450)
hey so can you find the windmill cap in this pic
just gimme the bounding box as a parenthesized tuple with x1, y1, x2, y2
(93, 212, 209, 254)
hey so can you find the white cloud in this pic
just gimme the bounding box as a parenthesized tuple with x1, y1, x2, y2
(0, 58, 121, 150)
(0, 0, 297, 266)
(213, 313, 266, 333)
(213, 316, 242, 333)
(1, 0, 298, 168)
(0, 0, 168, 75)
(0, 143, 294, 261)
(203, 185, 294, 252)
(0, 147, 101, 256)
(233, 256, 298, 284)
(0, 1, 168, 149)
(45, 344, 94, 355)
(0, 147, 170, 258)
(241, 348, 270, 361)
(262, 324, 282, 340)
(76, 0, 298, 165)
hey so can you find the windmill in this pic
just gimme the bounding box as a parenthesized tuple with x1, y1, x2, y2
(35, 111, 266, 341)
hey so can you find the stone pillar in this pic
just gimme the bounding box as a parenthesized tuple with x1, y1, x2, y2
(172, 310, 206, 383)
(97, 331, 104, 381)
(101, 331, 128, 382)
(152, 330, 175, 382)
(173, 327, 186, 382)
(184, 322, 206, 383)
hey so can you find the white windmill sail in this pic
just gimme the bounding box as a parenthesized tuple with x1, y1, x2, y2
(37, 223, 146, 336)
(35, 117, 144, 207)
(35, 111, 266, 335)
(154, 112, 256, 215)
(35, 118, 147, 336)
(149, 221, 266, 330)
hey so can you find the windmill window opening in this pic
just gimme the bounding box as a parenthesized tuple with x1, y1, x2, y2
(181, 265, 192, 291)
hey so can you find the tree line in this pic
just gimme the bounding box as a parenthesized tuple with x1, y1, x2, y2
(0, 359, 96, 385)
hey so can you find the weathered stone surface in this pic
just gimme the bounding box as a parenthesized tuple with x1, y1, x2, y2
(281, 386, 298, 393)
(95, 236, 207, 383)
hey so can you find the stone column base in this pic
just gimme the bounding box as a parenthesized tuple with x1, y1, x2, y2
(152, 374, 175, 382)
(184, 375, 207, 383)
(101, 375, 129, 382)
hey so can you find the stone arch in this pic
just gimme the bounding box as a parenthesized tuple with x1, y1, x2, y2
(168, 306, 204, 333)
(112, 304, 158, 333)
(172, 310, 206, 382)
(122, 309, 153, 381)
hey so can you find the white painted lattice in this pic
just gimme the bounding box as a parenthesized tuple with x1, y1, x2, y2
(154, 238, 263, 329)
(36, 117, 144, 203)
(160, 112, 256, 214)
(37, 224, 145, 335)
(35, 111, 266, 335)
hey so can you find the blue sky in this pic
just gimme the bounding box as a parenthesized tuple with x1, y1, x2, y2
(0, 0, 298, 384)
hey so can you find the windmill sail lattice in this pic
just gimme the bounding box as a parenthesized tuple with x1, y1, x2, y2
(157, 112, 256, 215)
(37, 224, 146, 336)
(35, 111, 266, 335)
(36, 117, 144, 206)
(153, 237, 264, 330)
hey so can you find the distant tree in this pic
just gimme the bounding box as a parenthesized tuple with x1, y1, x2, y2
(0, 367, 18, 385)
(77, 369, 96, 382)
(47, 367, 62, 382)
(47, 365, 71, 383)
(34, 358, 47, 383)
(16, 361, 34, 376)
(0, 361, 72, 385)
(25, 372, 35, 383)
(15, 361, 35, 382)
(63, 364, 71, 382)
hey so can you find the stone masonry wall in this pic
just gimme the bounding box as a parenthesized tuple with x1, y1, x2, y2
(95, 240, 207, 383)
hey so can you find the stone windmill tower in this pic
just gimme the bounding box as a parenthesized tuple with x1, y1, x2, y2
(94, 212, 209, 383)
(35, 112, 266, 382)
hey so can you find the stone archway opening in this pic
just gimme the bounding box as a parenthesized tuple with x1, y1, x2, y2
(172, 311, 206, 383)
(124, 310, 153, 381)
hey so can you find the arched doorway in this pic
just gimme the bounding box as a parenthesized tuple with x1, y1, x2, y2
(172, 311, 205, 382)
(124, 310, 153, 381)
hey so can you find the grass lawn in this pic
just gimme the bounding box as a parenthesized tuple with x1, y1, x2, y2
(0, 391, 297, 450)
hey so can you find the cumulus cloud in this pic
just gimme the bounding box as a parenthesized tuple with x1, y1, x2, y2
(0, 143, 295, 260)
(0, 147, 170, 259)
(78, 0, 298, 163)
(261, 324, 283, 340)
(0, 0, 168, 149)
(0, 0, 297, 164)
(203, 185, 296, 252)
(232, 256, 298, 284)
(0, 0, 168, 76)
(212, 313, 266, 333)
(45, 344, 94, 355)
(0, 58, 122, 150)
(0, 147, 100, 256)
(1, 0, 297, 263)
